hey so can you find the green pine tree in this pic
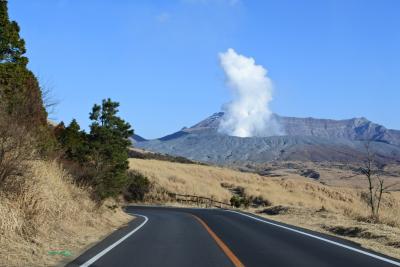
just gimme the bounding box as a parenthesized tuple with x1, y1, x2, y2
(0, 0, 52, 154)
(88, 98, 134, 199)
(0, 0, 47, 126)
(58, 119, 88, 162)
(0, 0, 28, 65)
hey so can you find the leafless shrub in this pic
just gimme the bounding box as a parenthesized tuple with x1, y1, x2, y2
(360, 141, 398, 220)
(0, 109, 36, 191)
(41, 86, 59, 118)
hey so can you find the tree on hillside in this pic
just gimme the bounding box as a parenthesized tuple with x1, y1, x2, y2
(0, 64, 47, 125)
(0, 0, 28, 65)
(0, 0, 47, 126)
(0, 1, 52, 154)
(57, 119, 88, 162)
(88, 98, 134, 199)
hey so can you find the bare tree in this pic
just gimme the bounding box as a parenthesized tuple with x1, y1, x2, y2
(0, 108, 36, 190)
(360, 141, 396, 219)
(41, 86, 59, 119)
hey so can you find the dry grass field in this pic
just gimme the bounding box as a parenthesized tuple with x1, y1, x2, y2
(130, 158, 400, 259)
(0, 161, 132, 267)
(249, 161, 400, 190)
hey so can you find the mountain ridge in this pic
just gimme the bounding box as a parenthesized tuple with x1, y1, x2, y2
(182, 112, 400, 146)
(133, 112, 400, 164)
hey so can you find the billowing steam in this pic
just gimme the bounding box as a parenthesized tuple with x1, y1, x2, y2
(218, 48, 282, 137)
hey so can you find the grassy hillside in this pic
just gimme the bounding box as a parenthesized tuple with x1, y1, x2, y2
(0, 161, 131, 267)
(130, 158, 400, 259)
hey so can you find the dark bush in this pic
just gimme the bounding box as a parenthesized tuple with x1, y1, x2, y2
(259, 205, 290, 215)
(59, 159, 96, 187)
(249, 196, 272, 207)
(230, 195, 242, 208)
(241, 197, 250, 208)
(300, 169, 320, 179)
(124, 171, 151, 202)
(230, 195, 251, 208)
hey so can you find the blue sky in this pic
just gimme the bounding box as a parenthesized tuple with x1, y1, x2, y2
(9, 0, 400, 138)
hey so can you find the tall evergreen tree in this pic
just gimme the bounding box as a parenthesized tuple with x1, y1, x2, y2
(0, 0, 48, 131)
(88, 99, 134, 199)
(0, 0, 28, 65)
(57, 119, 88, 162)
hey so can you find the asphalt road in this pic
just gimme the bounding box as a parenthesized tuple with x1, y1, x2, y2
(67, 206, 400, 267)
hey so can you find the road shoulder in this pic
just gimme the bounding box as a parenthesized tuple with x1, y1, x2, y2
(65, 214, 142, 267)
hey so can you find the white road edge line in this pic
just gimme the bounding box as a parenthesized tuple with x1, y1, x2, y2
(227, 210, 400, 266)
(79, 214, 149, 267)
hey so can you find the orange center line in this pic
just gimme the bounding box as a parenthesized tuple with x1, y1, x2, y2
(192, 214, 245, 267)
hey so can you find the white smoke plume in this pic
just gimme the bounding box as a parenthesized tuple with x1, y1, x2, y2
(218, 48, 282, 137)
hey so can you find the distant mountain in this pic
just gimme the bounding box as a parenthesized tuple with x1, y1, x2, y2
(133, 112, 400, 165)
(185, 112, 400, 146)
(132, 134, 147, 142)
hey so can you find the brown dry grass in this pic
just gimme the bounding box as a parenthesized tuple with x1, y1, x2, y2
(130, 158, 400, 259)
(0, 160, 132, 267)
(253, 161, 400, 190)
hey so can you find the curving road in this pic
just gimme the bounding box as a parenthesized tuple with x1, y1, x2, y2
(67, 206, 400, 267)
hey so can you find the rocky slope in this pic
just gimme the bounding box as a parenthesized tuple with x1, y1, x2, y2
(134, 113, 400, 165)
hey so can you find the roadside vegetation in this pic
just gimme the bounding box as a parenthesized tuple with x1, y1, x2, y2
(0, 161, 131, 267)
(129, 158, 400, 259)
(56, 99, 135, 200)
(0, 2, 143, 266)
